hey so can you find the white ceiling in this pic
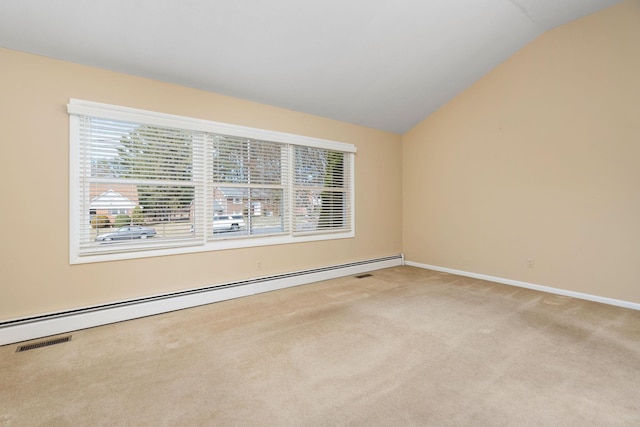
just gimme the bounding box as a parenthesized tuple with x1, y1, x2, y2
(0, 0, 623, 133)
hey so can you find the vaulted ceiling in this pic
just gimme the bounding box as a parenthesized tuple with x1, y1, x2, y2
(0, 0, 623, 133)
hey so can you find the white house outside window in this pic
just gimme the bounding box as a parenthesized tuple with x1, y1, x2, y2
(68, 99, 356, 264)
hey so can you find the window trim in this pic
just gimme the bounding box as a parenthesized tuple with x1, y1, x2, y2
(68, 99, 356, 264)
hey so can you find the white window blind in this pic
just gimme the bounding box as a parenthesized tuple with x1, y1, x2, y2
(77, 117, 203, 256)
(293, 146, 350, 234)
(69, 99, 356, 264)
(212, 135, 289, 238)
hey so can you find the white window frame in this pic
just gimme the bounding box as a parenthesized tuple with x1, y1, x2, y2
(69, 99, 356, 264)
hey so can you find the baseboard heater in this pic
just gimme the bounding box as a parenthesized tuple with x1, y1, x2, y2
(0, 255, 403, 346)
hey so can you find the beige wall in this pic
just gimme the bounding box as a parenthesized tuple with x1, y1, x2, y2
(0, 48, 403, 321)
(2, 1, 638, 322)
(403, 0, 640, 303)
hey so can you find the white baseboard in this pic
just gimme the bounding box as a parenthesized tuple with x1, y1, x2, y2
(405, 260, 640, 311)
(0, 255, 403, 346)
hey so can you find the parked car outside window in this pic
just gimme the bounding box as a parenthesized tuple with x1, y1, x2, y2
(213, 215, 245, 233)
(96, 226, 157, 242)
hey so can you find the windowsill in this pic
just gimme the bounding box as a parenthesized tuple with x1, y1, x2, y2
(70, 230, 355, 264)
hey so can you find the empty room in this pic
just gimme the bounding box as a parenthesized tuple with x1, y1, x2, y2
(1, 0, 639, 425)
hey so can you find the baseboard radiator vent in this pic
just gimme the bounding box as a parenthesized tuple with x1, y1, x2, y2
(0, 255, 403, 346)
(16, 336, 72, 353)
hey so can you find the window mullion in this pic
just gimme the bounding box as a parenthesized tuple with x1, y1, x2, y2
(201, 132, 213, 242)
(285, 144, 293, 235)
(191, 132, 206, 243)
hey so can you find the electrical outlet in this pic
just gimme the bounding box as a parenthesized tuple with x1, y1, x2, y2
(257, 261, 262, 270)
(527, 258, 535, 269)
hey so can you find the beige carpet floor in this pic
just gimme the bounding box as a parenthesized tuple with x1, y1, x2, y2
(1, 266, 639, 426)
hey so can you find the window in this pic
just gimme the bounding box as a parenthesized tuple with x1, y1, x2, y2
(68, 99, 356, 264)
